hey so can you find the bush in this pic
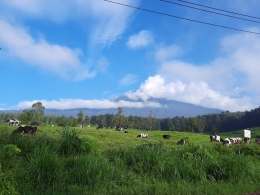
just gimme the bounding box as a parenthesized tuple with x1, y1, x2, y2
(59, 128, 96, 155)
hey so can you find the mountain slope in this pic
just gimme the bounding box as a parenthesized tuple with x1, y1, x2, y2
(43, 97, 223, 118)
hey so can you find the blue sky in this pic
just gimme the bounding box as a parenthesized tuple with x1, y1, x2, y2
(1, 0, 260, 112)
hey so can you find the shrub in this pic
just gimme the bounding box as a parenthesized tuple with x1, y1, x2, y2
(59, 128, 96, 155)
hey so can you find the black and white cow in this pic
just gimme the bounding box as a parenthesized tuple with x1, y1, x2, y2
(229, 137, 242, 144)
(137, 133, 148, 138)
(244, 137, 251, 144)
(115, 126, 124, 131)
(177, 138, 186, 145)
(6, 119, 21, 126)
(210, 135, 222, 142)
(96, 125, 104, 129)
(162, 135, 171, 139)
(13, 126, 37, 136)
(223, 138, 232, 146)
(222, 137, 242, 146)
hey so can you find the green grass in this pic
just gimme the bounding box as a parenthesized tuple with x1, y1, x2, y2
(1, 123, 260, 195)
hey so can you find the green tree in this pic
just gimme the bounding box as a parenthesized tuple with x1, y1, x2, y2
(32, 102, 45, 123)
(188, 117, 197, 133)
(19, 109, 34, 124)
(114, 107, 125, 126)
(147, 110, 153, 130)
(84, 116, 91, 126)
(77, 110, 84, 125)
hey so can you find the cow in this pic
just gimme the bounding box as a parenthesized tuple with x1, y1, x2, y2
(162, 135, 171, 139)
(96, 125, 104, 129)
(137, 133, 148, 138)
(210, 135, 222, 142)
(31, 122, 40, 126)
(229, 137, 242, 144)
(244, 137, 251, 144)
(115, 126, 123, 131)
(57, 124, 65, 127)
(177, 138, 186, 145)
(13, 126, 37, 136)
(78, 125, 83, 128)
(223, 138, 231, 146)
(124, 131, 128, 134)
(6, 119, 21, 126)
(255, 139, 260, 145)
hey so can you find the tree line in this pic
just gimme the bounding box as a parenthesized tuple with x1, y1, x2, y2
(1, 102, 260, 134)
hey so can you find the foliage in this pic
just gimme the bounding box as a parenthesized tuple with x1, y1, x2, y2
(32, 101, 45, 123)
(0, 124, 260, 194)
(58, 128, 97, 155)
(77, 110, 84, 125)
(19, 109, 34, 124)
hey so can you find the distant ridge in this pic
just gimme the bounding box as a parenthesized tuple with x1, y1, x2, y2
(2, 96, 223, 118)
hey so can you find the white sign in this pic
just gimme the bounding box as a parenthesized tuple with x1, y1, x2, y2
(244, 129, 251, 138)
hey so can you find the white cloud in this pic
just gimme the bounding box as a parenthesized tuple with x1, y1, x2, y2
(125, 75, 253, 111)
(0, 0, 140, 72)
(0, 20, 95, 80)
(155, 45, 182, 62)
(126, 30, 153, 49)
(125, 30, 260, 112)
(16, 99, 161, 110)
(119, 74, 138, 86)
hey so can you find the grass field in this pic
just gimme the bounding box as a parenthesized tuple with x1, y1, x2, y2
(2, 123, 260, 149)
(1, 123, 260, 195)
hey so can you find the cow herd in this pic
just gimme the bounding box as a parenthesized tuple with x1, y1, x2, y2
(209, 134, 256, 146)
(5, 119, 260, 147)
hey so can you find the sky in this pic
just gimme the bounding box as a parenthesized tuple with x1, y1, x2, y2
(1, 0, 260, 112)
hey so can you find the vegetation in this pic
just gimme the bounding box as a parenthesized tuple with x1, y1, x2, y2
(1, 123, 260, 195)
(1, 103, 260, 194)
(2, 105, 260, 134)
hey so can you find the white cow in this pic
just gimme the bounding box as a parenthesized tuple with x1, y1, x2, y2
(137, 133, 148, 138)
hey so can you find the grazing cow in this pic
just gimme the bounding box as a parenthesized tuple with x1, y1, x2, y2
(78, 125, 83, 128)
(31, 122, 40, 126)
(124, 131, 128, 134)
(255, 139, 260, 145)
(13, 126, 37, 136)
(96, 125, 104, 129)
(57, 124, 65, 127)
(6, 119, 21, 126)
(162, 135, 171, 139)
(223, 138, 231, 146)
(229, 137, 242, 144)
(210, 135, 221, 142)
(177, 138, 186, 145)
(244, 137, 251, 144)
(115, 126, 123, 131)
(137, 133, 148, 138)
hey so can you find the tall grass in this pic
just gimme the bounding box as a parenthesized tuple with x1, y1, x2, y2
(1, 126, 260, 195)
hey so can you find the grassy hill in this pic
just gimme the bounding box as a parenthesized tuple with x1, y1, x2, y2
(1, 123, 260, 195)
(1, 123, 260, 150)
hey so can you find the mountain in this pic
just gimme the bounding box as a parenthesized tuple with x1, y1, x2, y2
(44, 97, 223, 118)
(2, 97, 223, 118)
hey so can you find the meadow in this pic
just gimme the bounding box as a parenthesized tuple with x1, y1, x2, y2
(1, 123, 260, 195)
